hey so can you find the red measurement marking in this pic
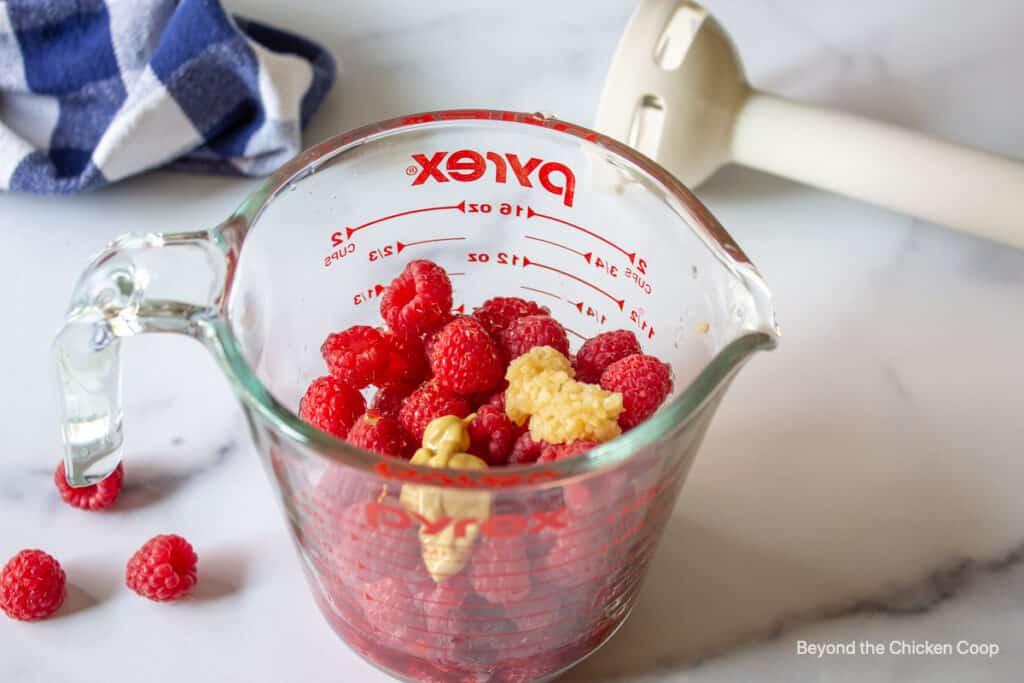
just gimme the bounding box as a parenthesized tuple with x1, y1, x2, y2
(523, 256, 625, 310)
(345, 200, 467, 238)
(520, 285, 561, 300)
(527, 206, 636, 263)
(563, 326, 586, 340)
(395, 236, 466, 253)
(524, 234, 588, 260)
(569, 300, 607, 326)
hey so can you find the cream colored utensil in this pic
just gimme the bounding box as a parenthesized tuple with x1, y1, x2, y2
(596, 0, 1024, 248)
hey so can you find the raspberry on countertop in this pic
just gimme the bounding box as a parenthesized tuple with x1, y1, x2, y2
(54, 461, 124, 511)
(0, 549, 65, 621)
(125, 534, 198, 602)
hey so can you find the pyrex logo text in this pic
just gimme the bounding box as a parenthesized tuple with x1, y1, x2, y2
(364, 501, 569, 539)
(409, 150, 576, 207)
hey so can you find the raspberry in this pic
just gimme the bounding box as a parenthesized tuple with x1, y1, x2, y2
(125, 534, 198, 602)
(507, 432, 548, 465)
(502, 595, 564, 634)
(370, 383, 416, 420)
(537, 440, 597, 464)
(574, 330, 642, 384)
(486, 387, 507, 410)
(467, 381, 509, 411)
(467, 404, 520, 466)
(434, 593, 511, 669)
(0, 550, 65, 621)
(536, 528, 607, 590)
(600, 354, 673, 430)
(427, 317, 504, 395)
(378, 329, 429, 387)
(399, 380, 472, 441)
(501, 315, 569, 360)
(321, 326, 391, 389)
(418, 575, 473, 635)
(538, 442, 631, 516)
(54, 461, 123, 511)
(299, 376, 366, 438)
(472, 297, 549, 339)
(360, 576, 425, 644)
(470, 539, 532, 605)
(347, 411, 416, 459)
(380, 259, 453, 338)
(331, 503, 421, 584)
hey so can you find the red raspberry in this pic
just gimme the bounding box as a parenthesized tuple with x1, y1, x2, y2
(574, 330, 642, 384)
(299, 376, 366, 438)
(331, 503, 421, 585)
(435, 594, 511, 669)
(427, 317, 504, 395)
(377, 329, 429, 387)
(54, 461, 124, 511)
(507, 432, 548, 465)
(472, 297, 549, 339)
(125, 534, 198, 602)
(502, 595, 564, 634)
(467, 382, 509, 411)
(537, 440, 597, 465)
(360, 576, 425, 644)
(370, 383, 416, 420)
(487, 387, 508, 410)
(536, 528, 607, 590)
(468, 404, 519, 466)
(321, 326, 391, 389)
(600, 354, 673, 430)
(539, 442, 632, 516)
(470, 539, 532, 605)
(398, 380, 471, 441)
(500, 315, 569, 360)
(418, 575, 473, 635)
(347, 411, 416, 459)
(380, 259, 453, 338)
(0, 550, 65, 621)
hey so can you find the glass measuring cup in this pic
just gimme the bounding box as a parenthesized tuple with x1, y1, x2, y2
(54, 110, 778, 682)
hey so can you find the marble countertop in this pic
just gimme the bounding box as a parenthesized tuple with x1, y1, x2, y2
(1, 0, 1022, 681)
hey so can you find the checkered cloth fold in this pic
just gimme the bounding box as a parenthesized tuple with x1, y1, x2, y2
(0, 0, 335, 194)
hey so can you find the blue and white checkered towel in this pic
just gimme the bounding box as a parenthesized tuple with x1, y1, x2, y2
(0, 0, 335, 194)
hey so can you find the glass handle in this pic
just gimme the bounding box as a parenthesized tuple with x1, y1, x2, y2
(53, 231, 229, 486)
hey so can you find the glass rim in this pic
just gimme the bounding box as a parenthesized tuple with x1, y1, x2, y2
(206, 109, 779, 489)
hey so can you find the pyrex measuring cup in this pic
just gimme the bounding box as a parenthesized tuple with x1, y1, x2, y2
(54, 110, 778, 682)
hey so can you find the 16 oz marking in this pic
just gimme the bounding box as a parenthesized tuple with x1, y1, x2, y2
(464, 202, 528, 216)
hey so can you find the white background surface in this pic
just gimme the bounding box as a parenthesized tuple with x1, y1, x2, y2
(1, 1, 1023, 681)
